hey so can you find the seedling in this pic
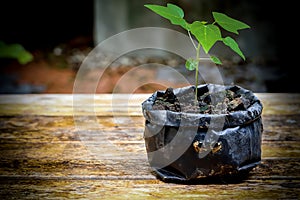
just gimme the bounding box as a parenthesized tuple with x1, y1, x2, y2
(144, 3, 250, 101)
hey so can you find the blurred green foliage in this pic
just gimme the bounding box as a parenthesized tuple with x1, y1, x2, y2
(0, 41, 33, 64)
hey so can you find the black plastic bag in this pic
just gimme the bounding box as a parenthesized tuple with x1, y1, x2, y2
(142, 84, 263, 182)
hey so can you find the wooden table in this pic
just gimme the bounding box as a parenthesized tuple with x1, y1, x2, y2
(0, 93, 299, 199)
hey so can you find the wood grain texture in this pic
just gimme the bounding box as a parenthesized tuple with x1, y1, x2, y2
(0, 93, 299, 199)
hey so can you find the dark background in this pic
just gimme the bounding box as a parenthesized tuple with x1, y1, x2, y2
(0, 0, 297, 92)
(0, 1, 94, 50)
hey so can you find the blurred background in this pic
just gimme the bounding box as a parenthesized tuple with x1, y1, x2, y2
(0, 0, 297, 94)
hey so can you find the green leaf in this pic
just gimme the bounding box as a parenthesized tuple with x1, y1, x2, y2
(222, 36, 245, 60)
(213, 12, 250, 34)
(190, 21, 222, 53)
(0, 42, 33, 64)
(144, 4, 190, 30)
(185, 58, 198, 71)
(210, 55, 222, 65)
(17, 50, 34, 64)
(166, 3, 184, 18)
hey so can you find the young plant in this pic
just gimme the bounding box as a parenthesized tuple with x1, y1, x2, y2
(144, 3, 250, 101)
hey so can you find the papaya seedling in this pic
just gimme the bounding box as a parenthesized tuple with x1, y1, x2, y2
(144, 3, 250, 101)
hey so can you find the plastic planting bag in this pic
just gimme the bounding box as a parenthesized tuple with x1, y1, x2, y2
(142, 84, 263, 182)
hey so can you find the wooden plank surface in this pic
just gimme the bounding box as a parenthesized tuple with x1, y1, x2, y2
(0, 93, 300, 199)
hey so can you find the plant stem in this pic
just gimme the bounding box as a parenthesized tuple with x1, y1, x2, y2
(187, 30, 201, 102)
(188, 31, 197, 50)
(195, 43, 201, 102)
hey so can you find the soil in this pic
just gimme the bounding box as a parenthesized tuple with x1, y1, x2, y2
(3, 60, 75, 93)
(152, 86, 251, 114)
